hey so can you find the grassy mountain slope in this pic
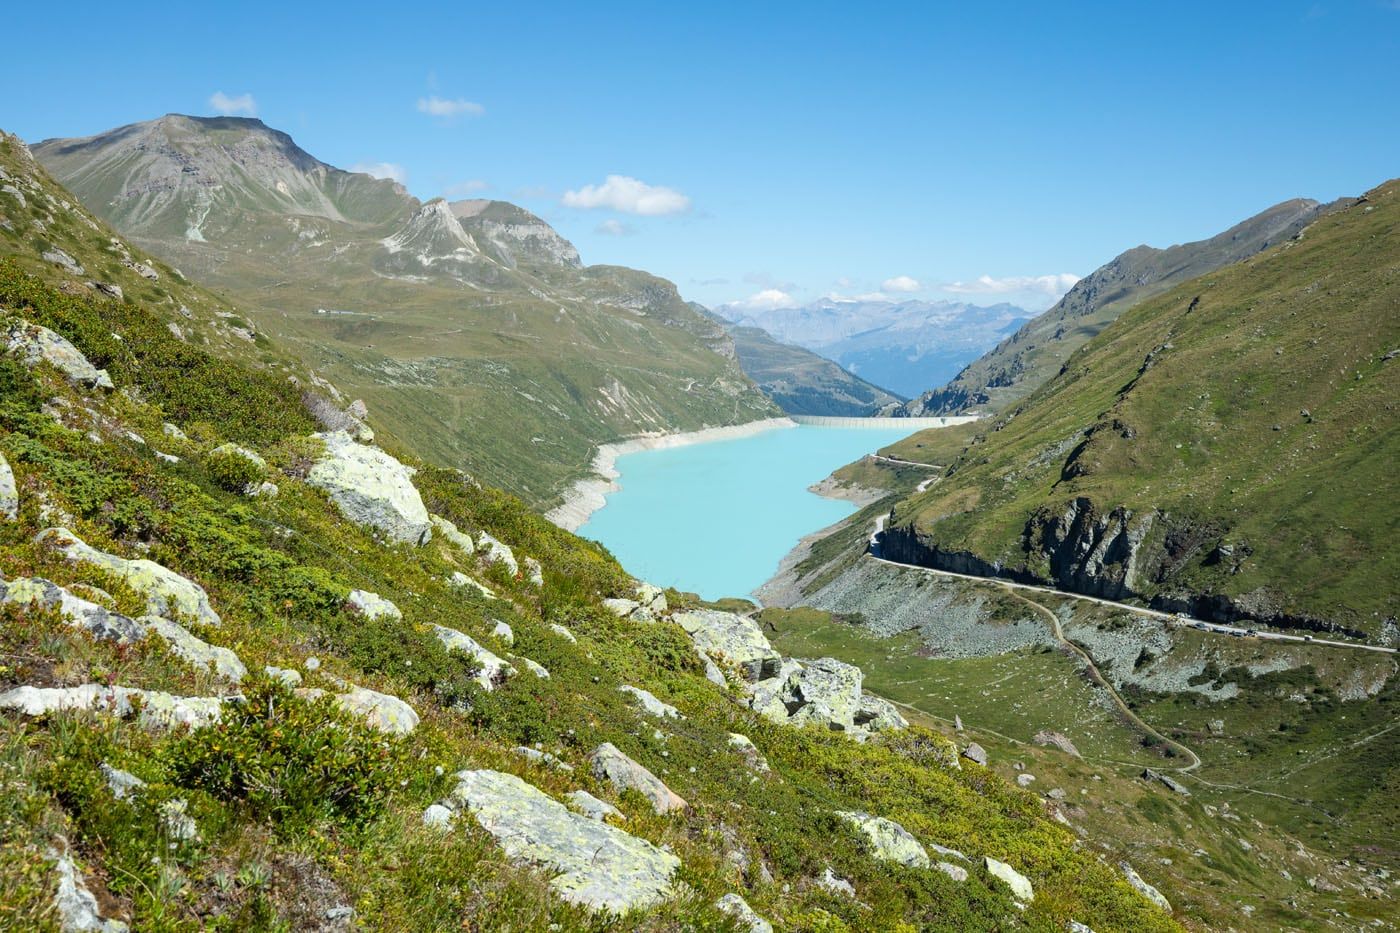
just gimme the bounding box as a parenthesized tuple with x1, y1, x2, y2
(0, 137, 1173, 932)
(901, 196, 1348, 416)
(882, 181, 1398, 639)
(723, 322, 904, 415)
(32, 115, 776, 506)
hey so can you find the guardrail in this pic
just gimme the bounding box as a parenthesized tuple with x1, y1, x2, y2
(789, 415, 979, 429)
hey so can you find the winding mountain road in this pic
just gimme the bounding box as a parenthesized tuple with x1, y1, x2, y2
(867, 515, 1396, 656)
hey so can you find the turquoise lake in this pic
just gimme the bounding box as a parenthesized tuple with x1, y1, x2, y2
(577, 424, 919, 601)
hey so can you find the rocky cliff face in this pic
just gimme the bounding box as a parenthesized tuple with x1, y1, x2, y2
(882, 504, 1368, 638)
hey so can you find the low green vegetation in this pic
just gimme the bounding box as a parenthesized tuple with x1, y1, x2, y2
(0, 196, 1177, 929)
(885, 182, 1399, 636)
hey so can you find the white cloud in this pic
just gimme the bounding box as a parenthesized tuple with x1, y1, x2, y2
(209, 91, 256, 117)
(417, 96, 485, 118)
(562, 175, 691, 216)
(444, 179, 489, 196)
(943, 273, 1080, 299)
(881, 275, 921, 293)
(595, 219, 637, 236)
(727, 288, 797, 311)
(351, 162, 407, 184)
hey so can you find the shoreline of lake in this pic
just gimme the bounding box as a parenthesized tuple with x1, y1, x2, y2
(544, 416, 797, 531)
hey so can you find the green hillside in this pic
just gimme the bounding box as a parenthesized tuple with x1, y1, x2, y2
(0, 133, 1175, 932)
(883, 182, 1398, 639)
(901, 196, 1346, 417)
(31, 116, 777, 507)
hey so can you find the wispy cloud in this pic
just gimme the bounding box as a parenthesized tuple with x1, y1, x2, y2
(562, 175, 691, 216)
(943, 273, 1080, 299)
(725, 288, 797, 312)
(595, 219, 637, 236)
(351, 162, 407, 184)
(444, 179, 489, 196)
(417, 96, 485, 119)
(209, 91, 256, 117)
(881, 275, 921, 293)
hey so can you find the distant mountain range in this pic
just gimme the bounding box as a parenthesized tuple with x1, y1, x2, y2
(32, 115, 778, 504)
(718, 321, 904, 416)
(898, 196, 1350, 416)
(715, 297, 1035, 400)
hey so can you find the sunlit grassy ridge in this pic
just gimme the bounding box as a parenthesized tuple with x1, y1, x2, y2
(885, 182, 1399, 636)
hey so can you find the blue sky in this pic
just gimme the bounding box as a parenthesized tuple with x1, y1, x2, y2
(4, 1, 1398, 311)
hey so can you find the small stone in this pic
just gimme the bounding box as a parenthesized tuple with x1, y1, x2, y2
(590, 743, 687, 815)
(1017, 773, 1036, 787)
(347, 589, 402, 621)
(491, 620, 514, 645)
(837, 811, 929, 868)
(565, 789, 622, 822)
(818, 866, 855, 897)
(549, 623, 577, 643)
(715, 893, 772, 933)
(618, 685, 683, 719)
(936, 861, 969, 882)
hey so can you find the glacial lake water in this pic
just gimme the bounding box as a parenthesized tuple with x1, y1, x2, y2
(577, 424, 920, 601)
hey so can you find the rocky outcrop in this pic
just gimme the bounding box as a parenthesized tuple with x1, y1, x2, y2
(476, 531, 517, 576)
(1029, 498, 1156, 601)
(565, 789, 622, 822)
(432, 625, 515, 690)
(715, 893, 772, 933)
(0, 684, 228, 729)
(1032, 730, 1082, 757)
(431, 769, 680, 913)
(1141, 768, 1191, 796)
(307, 432, 431, 545)
(618, 685, 682, 719)
(0, 576, 146, 643)
(589, 743, 687, 814)
(36, 527, 221, 626)
(1120, 862, 1171, 912)
(673, 609, 782, 681)
(4, 318, 113, 390)
(749, 657, 904, 740)
(141, 615, 246, 681)
(837, 811, 930, 868)
(347, 589, 401, 621)
(0, 450, 16, 520)
(297, 685, 419, 735)
(52, 850, 129, 932)
(985, 857, 1034, 902)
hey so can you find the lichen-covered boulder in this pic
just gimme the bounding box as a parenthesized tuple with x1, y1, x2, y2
(307, 431, 431, 545)
(618, 685, 682, 719)
(432, 625, 515, 690)
(35, 527, 221, 627)
(318, 686, 419, 735)
(4, 318, 113, 390)
(0, 576, 145, 643)
(716, 894, 772, 933)
(140, 616, 246, 682)
(0, 684, 228, 729)
(477, 531, 518, 576)
(566, 789, 622, 822)
(985, 857, 1034, 902)
(727, 733, 770, 772)
(449, 571, 496, 599)
(784, 657, 863, 731)
(514, 656, 550, 679)
(0, 450, 17, 520)
(347, 589, 401, 621)
(837, 811, 930, 868)
(1120, 862, 1170, 912)
(590, 742, 688, 814)
(856, 693, 909, 732)
(430, 514, 474, 553)
(673, 609, 782, 682)
(635, 583, 667, 614)
(603, 598, 641, 618)
(438, 769, 680, 913)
